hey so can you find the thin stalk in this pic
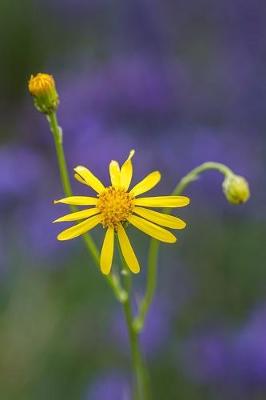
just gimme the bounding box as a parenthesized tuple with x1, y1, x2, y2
(133, 239, 158, 332)
(118, 247, 150, 400)
(172, 162, 232, 197)
(123, 297, 146, 400)
(134, 161, 233, 331)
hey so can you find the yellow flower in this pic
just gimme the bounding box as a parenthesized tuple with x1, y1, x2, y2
(54, 150, 190, 275)
(28, 73, 59, 114)
(28, 73, 55, 96)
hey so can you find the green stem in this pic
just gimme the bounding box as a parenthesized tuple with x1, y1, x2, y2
(133, 239, 158, 333)
(134, 161, 233, 332)
(172, 162, 233, 199)
(123, 299, 147, 400)
(118, 247, 149, 400)
(47, 112, 127, 303)
(47, 113, 72, 199)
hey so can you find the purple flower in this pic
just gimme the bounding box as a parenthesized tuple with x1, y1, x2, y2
(12, 195, 74, 264)
(232, 303, 266, 386)
(180, 303, 266, 392)
(140, 297, 172, 356)
(0, 143, 74, 262)
(58, 55, 192, 132)
(0, 146, 46, 210)
(157, 127, 259, 180)
(85, 372, 131, 400)
(180, 329, 231, 385)
(63, 118, 137, 183)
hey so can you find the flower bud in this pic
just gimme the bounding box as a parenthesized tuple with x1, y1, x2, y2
(28, 73, 59, 114)
(222, 174, 250, 204)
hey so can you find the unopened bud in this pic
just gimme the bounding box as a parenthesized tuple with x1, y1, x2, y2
(28, 73, 59, 114)
(222, 174, 250, 204)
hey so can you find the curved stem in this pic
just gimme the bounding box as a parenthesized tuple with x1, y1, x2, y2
(47, 112, 127, 303)
(172, 162, 233, 199)
(134, 161, 233, 332)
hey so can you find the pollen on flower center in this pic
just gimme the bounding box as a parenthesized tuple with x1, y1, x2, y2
(28, 73, 55, 96)
(97, 186, 134, 229)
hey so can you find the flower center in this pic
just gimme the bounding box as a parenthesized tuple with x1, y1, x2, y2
(97, 187, 134, 229)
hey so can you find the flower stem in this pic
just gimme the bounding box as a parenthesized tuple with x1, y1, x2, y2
(133, 239, 158, 333)
(172, 162, 233, 197)
(118, 248, 150, 400)
(134, 161, 233, 331)
(46, 111, 127, 303)
(123, 298, 148, 400)
(47, 113, 72, 199)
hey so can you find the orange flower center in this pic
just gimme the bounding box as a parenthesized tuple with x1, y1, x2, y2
(97, 187, 134, 228)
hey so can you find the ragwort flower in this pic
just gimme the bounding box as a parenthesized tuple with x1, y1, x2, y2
(54, 151, 190, 275)
(28, 73, 59, 114)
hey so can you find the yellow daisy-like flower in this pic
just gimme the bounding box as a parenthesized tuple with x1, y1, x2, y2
(28, 73, 59, 114)
(54, 150, 190, 275)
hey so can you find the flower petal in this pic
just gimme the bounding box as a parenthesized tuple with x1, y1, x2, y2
(54, 196, 98, 206)
(53, 207, 100, 223)
(133, 207, 186, 229)
(120, 150, 135, 191)
(57, 214, 101, 241)
(74, 166, 105, 193)
(100, 227, 114, 275)
(74, 173, 87, 186)
(130, 171, 161, 196)
(127, 215, 176, 243)
(117, 224, 140, 274)
(109, 160, 121, 188)
(135, 196, 190, 208)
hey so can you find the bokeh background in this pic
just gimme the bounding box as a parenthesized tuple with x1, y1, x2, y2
(0, 1, 265, 399)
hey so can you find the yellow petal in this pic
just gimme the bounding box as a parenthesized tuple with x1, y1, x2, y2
(53, 207, 100, 223)
(100, 227, 114, 275)
(135, 196, 190, 208)
(74, 173, 87, 185)
(133, 207, 186, 229)
(120, 150, 135, 191)
(57, 214, 101, 241)
(109, 160, 121, 188)
(117, 224, 140, 274)
(130, 171, 161, 196)
(128, 215, 176, 243)
(54, 196, 98, 206)
(74, 166, 105, 193)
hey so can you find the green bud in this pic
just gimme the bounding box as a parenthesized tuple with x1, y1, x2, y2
(222, 174, 250, 204)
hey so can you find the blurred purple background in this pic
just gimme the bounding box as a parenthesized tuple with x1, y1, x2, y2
(0, 0, 265, 399)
